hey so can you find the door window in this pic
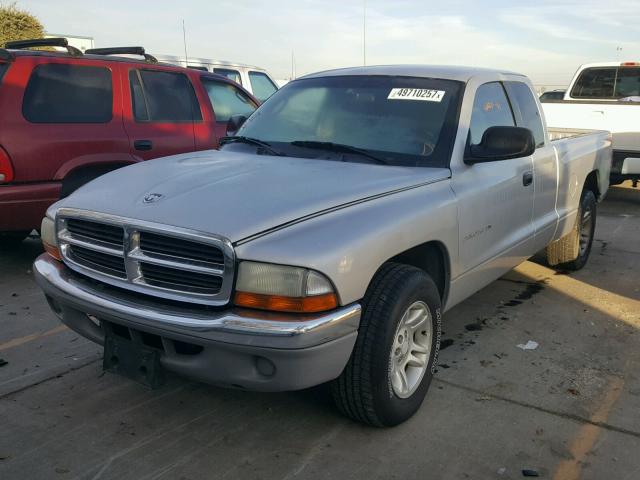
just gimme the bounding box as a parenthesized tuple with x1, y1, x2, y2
(615, 67, 640, 99)
(213, 68, 242, 85)
(504, 82, 545, 147)
(0, 63, 9, 83)
(129, 69, 202, 122)
(202, 79, 257, 123)
(248, 71, 278, 101)
(23, 64, 112, 123)
(469, 82, 515, 145)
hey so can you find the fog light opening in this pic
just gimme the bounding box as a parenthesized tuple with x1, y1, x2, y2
(255, 356, 276, 377)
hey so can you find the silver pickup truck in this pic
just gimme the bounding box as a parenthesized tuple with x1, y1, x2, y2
(34, 65, 611, 426)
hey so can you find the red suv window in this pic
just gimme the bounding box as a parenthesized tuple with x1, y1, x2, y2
(22, 64, 113, 123)
(129, 69, 202, 123)
(0, 63, 9, 82)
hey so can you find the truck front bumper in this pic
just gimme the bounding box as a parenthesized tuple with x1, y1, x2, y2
(34, 254, 361, 391)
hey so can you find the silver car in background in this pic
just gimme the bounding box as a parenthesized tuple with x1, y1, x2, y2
(155, 54, 279, 101)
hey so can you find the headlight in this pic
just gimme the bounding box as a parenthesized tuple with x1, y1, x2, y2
(41, 215, 61, 261)
(234, 261, 338, 313)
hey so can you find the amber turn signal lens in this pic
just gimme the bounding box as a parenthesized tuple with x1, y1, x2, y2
(43, 241, 62, 261)
(234, 291, 338, 313)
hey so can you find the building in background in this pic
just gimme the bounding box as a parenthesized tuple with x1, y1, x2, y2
(44, 33, 94, 53)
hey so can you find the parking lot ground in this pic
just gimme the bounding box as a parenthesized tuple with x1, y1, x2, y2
(0, 183, 638, 480)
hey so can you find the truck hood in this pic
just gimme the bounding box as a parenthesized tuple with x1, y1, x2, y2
(60, 150, 450, 243)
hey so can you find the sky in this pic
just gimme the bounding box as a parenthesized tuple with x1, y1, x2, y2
(15, 0, 640, 86)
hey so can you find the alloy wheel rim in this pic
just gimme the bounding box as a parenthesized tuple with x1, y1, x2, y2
(389, 301, 433, 399)
(579, 205, 593, 256)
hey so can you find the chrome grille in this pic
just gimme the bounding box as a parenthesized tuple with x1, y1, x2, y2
(140, 262, 223, 294)
(57, 209, 235, 306)
(66, 218, 124, 247)
(139, 231, 224, 266)
(68, 244, 127, 278)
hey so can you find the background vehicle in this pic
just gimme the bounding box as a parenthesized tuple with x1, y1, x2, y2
(542, 62, 640, 185)
(35, 65, 611, 427)
(155, 55, 279, 102)
(0, 38, 259, 243)
(539, 89, 565, 101)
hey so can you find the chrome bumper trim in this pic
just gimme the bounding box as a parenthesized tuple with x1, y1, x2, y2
(34, 254, 361, 349)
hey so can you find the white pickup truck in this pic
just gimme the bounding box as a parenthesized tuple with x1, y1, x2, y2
(35, 65, 611, 426)
(542, 62, 640, 186)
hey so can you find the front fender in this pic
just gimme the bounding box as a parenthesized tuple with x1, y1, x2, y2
(235, 179, 458, 305)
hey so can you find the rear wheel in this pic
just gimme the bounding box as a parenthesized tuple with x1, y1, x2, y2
(331, 263, 442, 427)
(546, 189, 597, 271)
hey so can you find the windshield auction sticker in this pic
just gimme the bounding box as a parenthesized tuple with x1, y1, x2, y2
(387, 88, 445, 102)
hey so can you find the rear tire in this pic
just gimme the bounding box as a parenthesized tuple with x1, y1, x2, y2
(546, 189, 596, 271)
(331, 262, 442, 427)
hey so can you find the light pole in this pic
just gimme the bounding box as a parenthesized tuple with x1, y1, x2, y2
(363, 0, 367, 66)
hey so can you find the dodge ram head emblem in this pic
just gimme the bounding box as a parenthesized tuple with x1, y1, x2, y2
(143, 193, 163, 204)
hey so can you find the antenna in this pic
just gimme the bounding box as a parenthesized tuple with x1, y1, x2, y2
(182, 19, 189, 66)
(363, 0, 367, 66)
(291, 50, 296, 80)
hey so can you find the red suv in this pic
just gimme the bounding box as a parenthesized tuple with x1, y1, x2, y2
(0, 39, 259, 245)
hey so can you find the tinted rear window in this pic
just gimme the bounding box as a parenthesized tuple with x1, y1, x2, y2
(23, 64, 112, 123)
(129, 69, 202, 122)
(571, 66, 640, 100)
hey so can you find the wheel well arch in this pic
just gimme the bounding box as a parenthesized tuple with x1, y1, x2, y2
(60, 162, 132, 197)
(584, 170, 600, 200)
(386, 240, 451, 307)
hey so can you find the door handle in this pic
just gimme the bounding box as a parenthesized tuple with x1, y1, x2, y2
(134, 140, 153, 151)
(523, 171, 533, 186)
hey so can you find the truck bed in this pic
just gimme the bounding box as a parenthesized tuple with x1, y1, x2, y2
(547, 127, 609, 142)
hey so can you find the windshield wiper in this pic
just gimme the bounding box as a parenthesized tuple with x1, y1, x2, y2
(289, 140, 388, 165)
(220, 136, 286, 157)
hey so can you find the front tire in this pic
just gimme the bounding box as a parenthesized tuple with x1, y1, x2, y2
(331, 263, 442, 427)
(0, 231, 29, 248)
(546, 189, 597, 271)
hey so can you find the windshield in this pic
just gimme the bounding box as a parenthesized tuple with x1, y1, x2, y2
(232, 75, 463, 167)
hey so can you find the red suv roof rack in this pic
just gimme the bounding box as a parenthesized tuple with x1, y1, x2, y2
(85, 47, 158, 63)
(4, 37, 82, 56)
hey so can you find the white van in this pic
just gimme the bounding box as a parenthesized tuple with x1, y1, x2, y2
(155, 55, 279, 102)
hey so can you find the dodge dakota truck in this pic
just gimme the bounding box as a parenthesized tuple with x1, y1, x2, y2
(34, 65, 612, 426)
(542, 61, 639, 186)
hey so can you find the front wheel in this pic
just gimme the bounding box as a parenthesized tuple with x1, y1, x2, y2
(0, 231, 30, 249)
(331, 263, 442, 427)
(546, 189, 597, 271)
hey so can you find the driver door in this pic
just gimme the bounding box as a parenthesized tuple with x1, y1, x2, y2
(452, 82, 535, 275)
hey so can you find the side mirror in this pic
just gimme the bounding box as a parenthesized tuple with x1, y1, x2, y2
(465, 126, 535, 164)
(226, 114, 248, 136)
